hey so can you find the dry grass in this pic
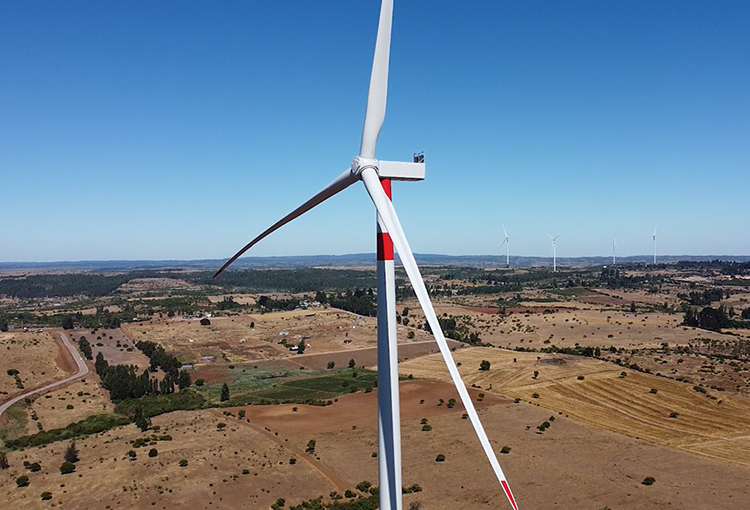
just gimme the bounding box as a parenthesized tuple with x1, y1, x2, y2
(23, 378, 113, 435)
(0, 331, 67, 397)
(400, 347, 750, 466)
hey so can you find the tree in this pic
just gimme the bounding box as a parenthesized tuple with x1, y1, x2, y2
(327, 361, 335, 369)
(61, 315, 75, 330)
(200, 318, 211, 326)
(435, 454, 446, 462)
(16, 475, 29, 487)
(479, 360, 491, 371)
(64, 442, 79, 463)
(348, 359, 356, 369)
(41, 492, 53, 500)
(94, 352, 108, 377)
(0, 452, 9, 469)
(133, 405, 151, 432)
(78, 338, 93, 360)
(220, 383, 230, 402)
(306, 439, 316, 454)
(297, 339, 306, 355)
(149, 448, 158, 457)
(60, 462, 76, 474)
(178, 370, 191, 390)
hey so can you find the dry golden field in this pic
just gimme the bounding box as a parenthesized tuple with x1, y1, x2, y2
(399, 347, 750, 467)
(0, 331, 68, 397)
(22, 378, 113, 436)
(121, 308, 433, 364)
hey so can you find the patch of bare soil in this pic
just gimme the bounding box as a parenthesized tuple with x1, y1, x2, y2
(23, 378, 113, 435)
(77, 327, 151, 371)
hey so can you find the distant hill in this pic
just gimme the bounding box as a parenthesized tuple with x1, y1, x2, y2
(2, 254, 750, 272)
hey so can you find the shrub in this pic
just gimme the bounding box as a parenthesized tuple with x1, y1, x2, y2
(41, 492, 53, 500)
(435, 454, 446, 462)
(238, 410, 246, 418)
(127, 450, 137, 460)
(60, 461, 76, 474)
(500, 446, 511, 454)
(577, 375, 585, 380)
(16, 475, 30, 487)
(345, 489, 356, 498)
(407, 331, 415, 339)
(479, 360, 491, 371)
(242, 469, 250, 474)
(289, 458, 297, 465)
(179, 459, 188, 467)
(306, 439, 316, 454)
(461, 413, 468, 419)
(195, 379, 205, 387)
(0, 452, 8, 469)
(642, 476, 656, 486)
(148, 448, 158, 457)
(327, 361, 335, 369)
(348, 359, 356, 369)
(669, 412, 679, 418)
(28, 462, 41, 472)
(356, 480, 372, 493)
(532, 393, 540, 399)
(649, 388, 658, 394)
(421, 424, 432, 432)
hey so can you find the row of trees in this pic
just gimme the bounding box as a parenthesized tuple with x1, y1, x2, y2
(135, 341, 182, 377)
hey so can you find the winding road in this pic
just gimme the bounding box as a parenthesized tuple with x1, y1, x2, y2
(0, 331, 89, 420)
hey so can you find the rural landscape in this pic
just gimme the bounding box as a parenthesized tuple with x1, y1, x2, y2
(2, 260, 750, 509)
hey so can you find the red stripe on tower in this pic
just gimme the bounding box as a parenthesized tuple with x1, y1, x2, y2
(501, 481, 518, 510)
(377, 178, 394, 261)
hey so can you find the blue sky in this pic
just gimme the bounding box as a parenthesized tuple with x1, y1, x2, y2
(2, 1, 748, 262)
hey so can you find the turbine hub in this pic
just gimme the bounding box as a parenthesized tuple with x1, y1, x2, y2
(352, 156, 379, 176)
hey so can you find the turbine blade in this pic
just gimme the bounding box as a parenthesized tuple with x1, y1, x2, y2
(499, 238, 508, 249)
(360, 168, 519, 510)
(359, 0, 393, 159)
(502, 224, 508, 239)
(214, 169, 358, 278)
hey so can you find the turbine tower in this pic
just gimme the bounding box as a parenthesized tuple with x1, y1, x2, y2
(610, 230, 618, 265)
(652, 225, 657, 264)
(500, 224, 510, 268)
(549, 232, 564, 272)
(213, 2, 518, 509)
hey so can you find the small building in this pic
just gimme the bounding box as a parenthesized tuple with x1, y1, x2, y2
(239, 338, 246, 343)
(181, 364, 194, 370)
(201, 356, 215, 361)
(279, 331, 290, 336)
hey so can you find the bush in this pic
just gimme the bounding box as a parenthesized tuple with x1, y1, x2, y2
(16, 475, 30, 487)
(500, 446, 511, 454)
(345, 489, 356, 498)
(642, 476, 655, 486)
(28, 462, 41, 472)
(649, 388, 658, 394)
(669, 412, 679, 418)
(577, 375, 585, 380)
(148, 448, 158, 457)
(64, 442, 79, 463)
(327, 361, 335, 369)
(179, 459, 188, 467)
(532, 393, 540, 399)
(41, 492, 53, 500)
(435, 454, 446, 462)
(238, 410, 246, 418)
(356, 480, 372, 493)
(195, 379, 205, 387)
(289, 458, 297, 465)
(421, 424, 432, 432)
(479, 360, 491, 371)
(60, 461, 76, 474)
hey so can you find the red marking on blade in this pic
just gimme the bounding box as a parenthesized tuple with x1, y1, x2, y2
(380, 177, 392, 199)
(501, 481, 518, 510)
(377, 232, 394, 261)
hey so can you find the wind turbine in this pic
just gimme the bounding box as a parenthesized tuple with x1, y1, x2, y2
(652, 225, 657, 264)
(500, 224, 510, 267)
(610, 229, 618, 265)
(213, 2, 518, 509)
(549, 232, 564, 272)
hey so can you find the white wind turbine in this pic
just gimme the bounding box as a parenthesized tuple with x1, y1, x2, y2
(610, 229, 618, 265)
(500, 224, 510, 267)
(549, 232, 565, 272)
(213, 2, 519, 509)
(652, 225, 658, 264)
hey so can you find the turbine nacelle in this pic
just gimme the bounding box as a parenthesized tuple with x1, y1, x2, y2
(352, 156, 426, 181)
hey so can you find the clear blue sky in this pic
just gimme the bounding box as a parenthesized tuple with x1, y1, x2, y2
(2, 1, 748, 262)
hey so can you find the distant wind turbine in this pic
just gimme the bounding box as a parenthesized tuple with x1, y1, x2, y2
(500, 224, 509, 267)
(653, 225, 658, 264)
(610, 229, 618, 265)
(549, 232, 565, 272)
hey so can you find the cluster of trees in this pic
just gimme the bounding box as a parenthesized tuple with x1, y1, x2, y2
(678, 289, 725, 306)
(135, 341, 182, 377)
(95, 341, 189, 402)
(683, 306, 734, 332)
(424, 316, 482, 345)
(326, 289, 376, 317)
(78, 337, 93, 360)
(257, 295, 300, 312)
